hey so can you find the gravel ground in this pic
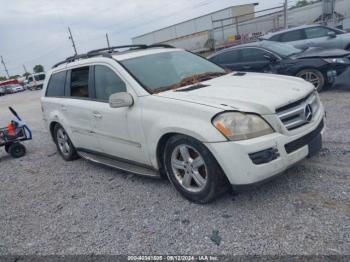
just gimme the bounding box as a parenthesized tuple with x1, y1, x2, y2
(0, 89, 349, 255)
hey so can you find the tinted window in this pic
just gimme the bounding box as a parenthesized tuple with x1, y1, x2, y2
(70, 67, 89, 98)
(305, 26, 337, 39)
(219, 50, 240, 64)
(94, 65, 126, 102)
(34, 74, 45, 81)
(280, 30, 305, 42)
(28, 77, 33, 82)
(46, 71, 66, 97)
(269, 35, 281, 41)
(241, 48, 269, 62)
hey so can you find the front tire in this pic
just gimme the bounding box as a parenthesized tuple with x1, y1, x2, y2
(163, 135, 229, 204)
(54, 124, 78, 161)
(296, 68, 325, 92)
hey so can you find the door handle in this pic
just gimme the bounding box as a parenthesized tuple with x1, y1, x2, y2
(242, 65, 251, 70)
(61, 105, 67, 111)
(92, 111, 103, 119)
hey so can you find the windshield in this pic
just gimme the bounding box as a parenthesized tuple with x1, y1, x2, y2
(261, 41, 303, 57)
(34, 74, 45, 81)
(121, 51, 226, 93)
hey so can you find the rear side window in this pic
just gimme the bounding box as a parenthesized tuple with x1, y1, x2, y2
(46, 71, 66, 97)
(219, 50, 240, 64)
(241, 48, 269, 62)
(279, 30, 305, 42)
(305, 26, 337, 39)
(70, 67, 89, 98)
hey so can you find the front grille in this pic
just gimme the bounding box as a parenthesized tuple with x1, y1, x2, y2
(276, 92, 320, 131)
(285, 119, 324, 154)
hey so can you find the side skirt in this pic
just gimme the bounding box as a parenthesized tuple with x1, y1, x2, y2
(76, 149, 160, 178)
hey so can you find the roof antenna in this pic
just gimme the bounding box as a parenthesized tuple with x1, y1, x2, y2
(106, 33, 111, 51)
(68, 27, 78, 56)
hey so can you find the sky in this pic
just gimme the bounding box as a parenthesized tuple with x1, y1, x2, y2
(0, 0, 296, 77)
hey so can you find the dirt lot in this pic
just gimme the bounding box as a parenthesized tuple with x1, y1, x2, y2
(0, 89, 349, 255)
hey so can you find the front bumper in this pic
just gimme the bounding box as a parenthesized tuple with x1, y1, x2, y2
(205, 113, 325, 186)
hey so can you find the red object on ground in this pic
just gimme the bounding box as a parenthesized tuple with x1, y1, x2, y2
(7, 123, 16, 136)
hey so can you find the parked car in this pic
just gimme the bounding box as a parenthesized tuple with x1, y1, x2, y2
(0, 87, 5, 96)
(41, 45, 325, 203)
(4, 84, 24, 94)
(27, 72, 46, 90)
(208, 41, 350, 91)
(260, 24, 350, 50)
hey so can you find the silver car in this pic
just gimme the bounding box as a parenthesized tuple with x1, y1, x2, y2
(261, 24, 350, 51)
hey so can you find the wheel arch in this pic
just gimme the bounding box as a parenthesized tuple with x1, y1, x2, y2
(155, 132, 184, 178)
(49, 121, 60, 141)
(155, 131, 224, 179)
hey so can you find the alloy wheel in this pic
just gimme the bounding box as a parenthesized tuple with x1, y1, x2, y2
(297, 71, 322, 90)
(56, 128, 71, 157)
(170, 144, 208, 192)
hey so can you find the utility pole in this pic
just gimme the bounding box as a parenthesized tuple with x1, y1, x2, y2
(283, 0, 288, 29)
(1, 55, 10, 78)
(23, 64, 28, 74)
(106, 33, 111, 50)
(68, 27, 78, 56)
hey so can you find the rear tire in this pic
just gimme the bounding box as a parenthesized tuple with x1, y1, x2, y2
(54, 124, 79, 161)
(8, 143, 26, 158)
(5, 144, 10, 153)
(296, 68, 325, 92)
(163, 135, 229, 204)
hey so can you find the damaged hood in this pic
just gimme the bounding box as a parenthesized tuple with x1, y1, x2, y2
(156, 72, 315, 115)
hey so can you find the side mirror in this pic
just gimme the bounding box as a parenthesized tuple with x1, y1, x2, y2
(327, 31, 336, 38)
(109, 92, 134, 108)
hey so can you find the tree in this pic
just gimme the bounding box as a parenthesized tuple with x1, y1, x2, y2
(33, 64, 44, 73)
(0, 76, 7, 81)
(23, 72, 30, 78)
(9, 75, 20, 79)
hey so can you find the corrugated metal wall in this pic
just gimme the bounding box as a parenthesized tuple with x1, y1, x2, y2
(132, 4, 255, 45)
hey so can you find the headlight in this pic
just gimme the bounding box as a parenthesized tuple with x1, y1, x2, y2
(323, 58, 349, 64)
(212, 112, 273, 141)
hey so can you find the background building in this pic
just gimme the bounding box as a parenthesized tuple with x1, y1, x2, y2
(132, 0, 350, 52)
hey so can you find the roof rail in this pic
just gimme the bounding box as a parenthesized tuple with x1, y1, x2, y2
(52, 44, 175, 68)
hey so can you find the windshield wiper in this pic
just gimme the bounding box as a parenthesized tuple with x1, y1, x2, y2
(152, 72, 226, 94)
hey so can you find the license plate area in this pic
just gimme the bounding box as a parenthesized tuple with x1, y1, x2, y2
(307, 133, 322, 158)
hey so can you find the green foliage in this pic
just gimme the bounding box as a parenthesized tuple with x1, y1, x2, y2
(33, 64, 44, 73)
(23, 72, 30, 78)
(0, 76, 7, 81)
(9, 75, 20, 79)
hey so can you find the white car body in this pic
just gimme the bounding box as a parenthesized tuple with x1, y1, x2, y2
(11, 85, 24, 92)
(28, 72, 46, 90)
(41, 47, 325, 200)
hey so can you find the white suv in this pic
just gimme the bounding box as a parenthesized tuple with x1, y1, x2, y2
(41, 44, 325, 203)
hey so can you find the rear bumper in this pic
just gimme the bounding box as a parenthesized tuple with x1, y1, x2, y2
(204, 112, 325, 185)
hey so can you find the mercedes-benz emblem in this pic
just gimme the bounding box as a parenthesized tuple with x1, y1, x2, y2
(304, 104, 313, 122)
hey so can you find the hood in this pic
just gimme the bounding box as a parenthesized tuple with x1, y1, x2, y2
(156, 72, 315, 114)
(293, 47, 350, 59)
